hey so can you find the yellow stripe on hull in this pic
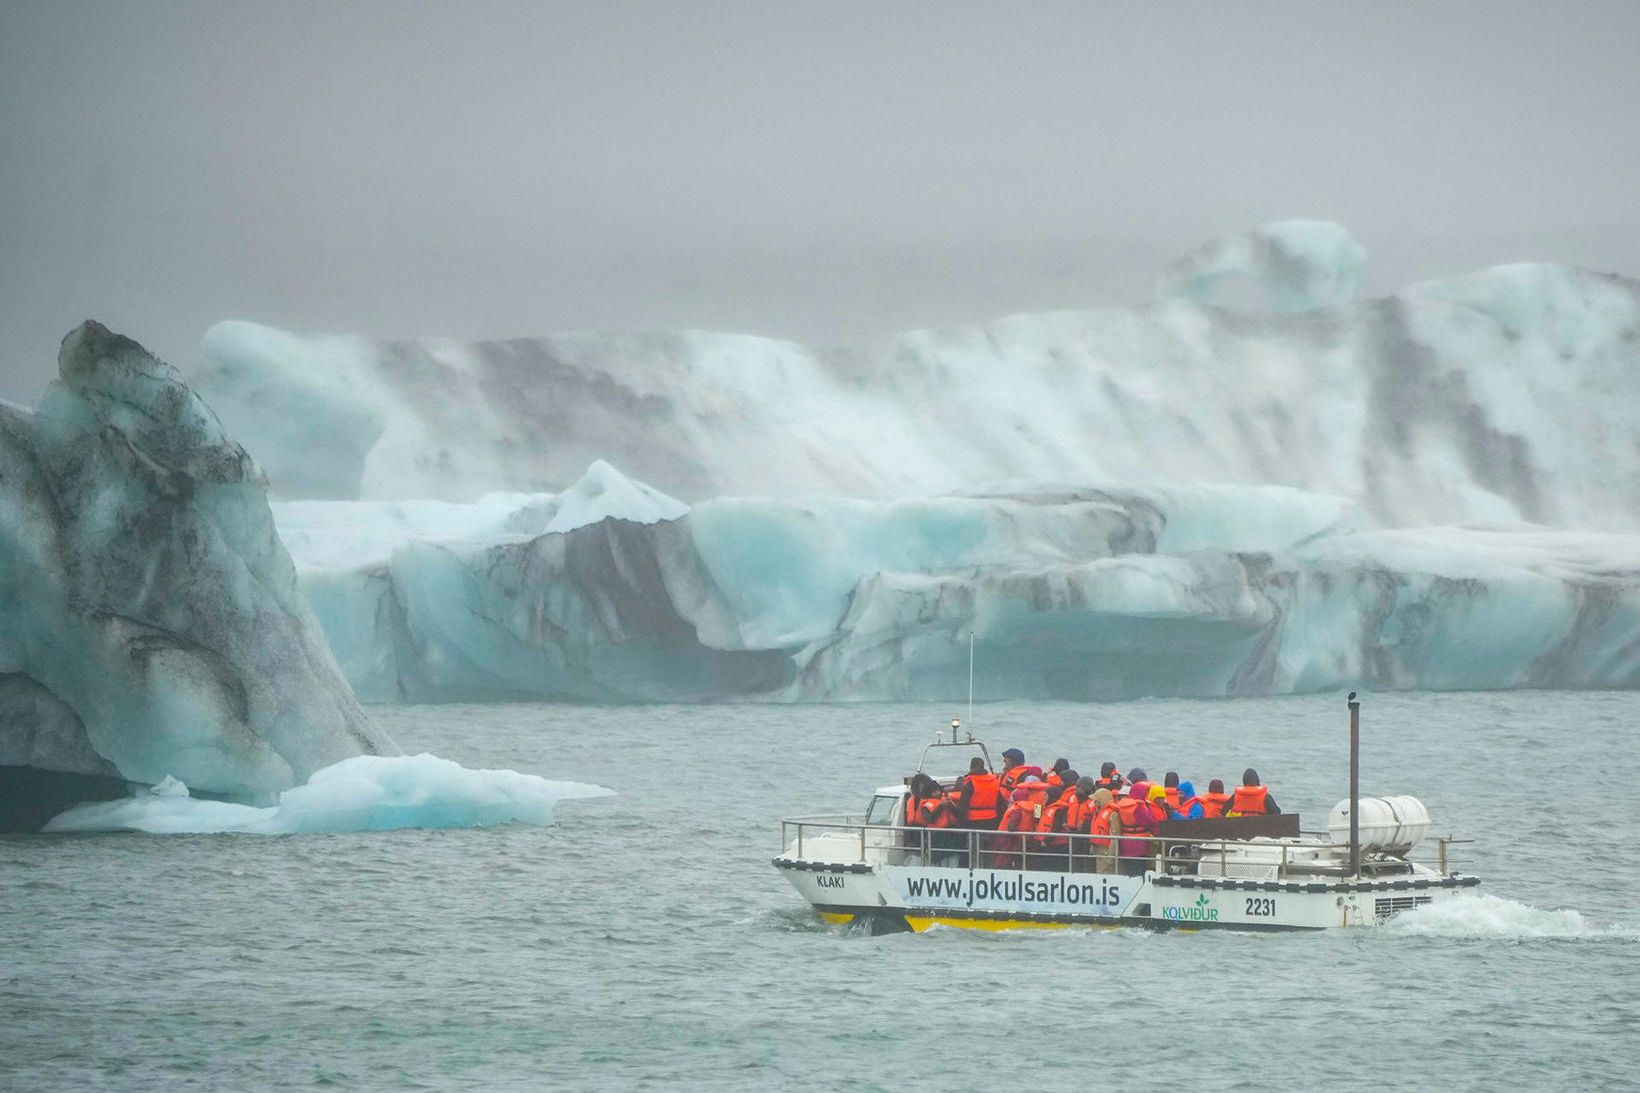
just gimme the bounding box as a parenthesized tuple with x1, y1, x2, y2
(903, 915, 1123, 933)
(818, 911, 856, 926)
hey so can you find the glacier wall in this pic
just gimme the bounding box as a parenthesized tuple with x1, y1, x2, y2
(197, 223, 1640, 533)
(0, 322, 396, 815)
(183, 220, 1640, 704)
(276, 471, 1640, 704)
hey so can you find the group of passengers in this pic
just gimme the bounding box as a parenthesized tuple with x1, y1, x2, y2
(903, 747, 1280, 875)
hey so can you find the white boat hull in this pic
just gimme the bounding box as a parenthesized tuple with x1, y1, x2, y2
(774, 856, 1479, 932)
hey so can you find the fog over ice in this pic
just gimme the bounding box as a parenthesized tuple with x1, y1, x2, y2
(4, 1, 1640, 400)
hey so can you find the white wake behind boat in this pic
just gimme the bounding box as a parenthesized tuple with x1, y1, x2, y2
(774, 696, 1479, 933)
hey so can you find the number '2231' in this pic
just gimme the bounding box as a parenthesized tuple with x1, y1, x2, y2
(1245, 897, 1276, 916)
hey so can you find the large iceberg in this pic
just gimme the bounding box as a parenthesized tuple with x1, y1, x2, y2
(0, 323, 395, 828)
(272, 466, 1640, 703)
(180, 222, 1640, 704)
(196, 223, 1640, 534)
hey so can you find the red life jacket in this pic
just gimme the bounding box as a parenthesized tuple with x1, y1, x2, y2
(962, 772, 1003, 823)
(1230, 784, 1269, 816)
(1199, 792, 1232, 819)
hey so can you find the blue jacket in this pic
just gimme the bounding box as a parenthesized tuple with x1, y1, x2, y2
(1169, 780, 1204, 820)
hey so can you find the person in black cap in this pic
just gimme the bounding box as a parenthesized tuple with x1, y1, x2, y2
(999, 748, 1035, 793)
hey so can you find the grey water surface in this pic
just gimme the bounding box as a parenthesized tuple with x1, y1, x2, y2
(4, 692, 1638, 1091)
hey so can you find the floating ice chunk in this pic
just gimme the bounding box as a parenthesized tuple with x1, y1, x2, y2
(1156, 219, 1367, 313)
(43, 753, 613, 835)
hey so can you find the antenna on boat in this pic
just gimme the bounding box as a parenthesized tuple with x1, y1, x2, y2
(967, 630, 975, 741)
(1348, 691, 1361, 879)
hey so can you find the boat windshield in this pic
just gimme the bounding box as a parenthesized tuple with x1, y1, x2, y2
(865, 794, 901, 827)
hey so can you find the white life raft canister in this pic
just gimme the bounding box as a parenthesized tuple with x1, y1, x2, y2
(1327, 795, 1430, 854)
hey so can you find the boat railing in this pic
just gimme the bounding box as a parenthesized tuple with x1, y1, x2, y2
(778, 818, 1472, 880)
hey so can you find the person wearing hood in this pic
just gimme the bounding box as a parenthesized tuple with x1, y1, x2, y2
(1095, 762, 1124, 796)
(1114, 783, 1162, 875)
(1229, 768, 1280, 816)
(1168, 780, 1205, 821)
(1086, 787, 1121, 874)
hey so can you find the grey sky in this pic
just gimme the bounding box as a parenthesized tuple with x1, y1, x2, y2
(3, 0, 1638, 401)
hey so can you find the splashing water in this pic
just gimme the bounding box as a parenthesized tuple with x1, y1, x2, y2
(1389, 894, 1637, 940)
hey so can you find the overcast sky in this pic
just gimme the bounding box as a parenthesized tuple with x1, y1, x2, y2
(3, 1, 1638, 401)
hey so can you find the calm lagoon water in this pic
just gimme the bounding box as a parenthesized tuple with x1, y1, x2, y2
(4, 691, 1638, 1091)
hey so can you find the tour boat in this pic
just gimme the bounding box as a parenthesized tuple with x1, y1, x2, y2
(773, 695, 1478, 932)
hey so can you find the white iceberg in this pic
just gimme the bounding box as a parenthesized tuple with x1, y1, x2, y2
(270, 468, 1640, 703)
(44, 753, 613, 835)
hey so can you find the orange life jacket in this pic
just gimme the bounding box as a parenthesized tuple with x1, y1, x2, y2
(1016, 783, 1049, 809)
(1164, 786, 1181, 811)
(1061, 793, 1094, 833)
(1114, 795, 1157, 833)
(1199, 792, 1232, 819)
(999, 802, 1035, 833)
(1230, 784, 1269, 816)
(961, 772, 1003, 822)
(1000, 764, 1039, 793)
(1036, 793, 1083, 848)
(1037, 794, 1071, 834)
(1088, 804, 1117, 847)
(1174, 796, 1204, 819)
(1045, 770, 1066, 789)
(921, 796, 958, 829)
(904, 794, 924, 827)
